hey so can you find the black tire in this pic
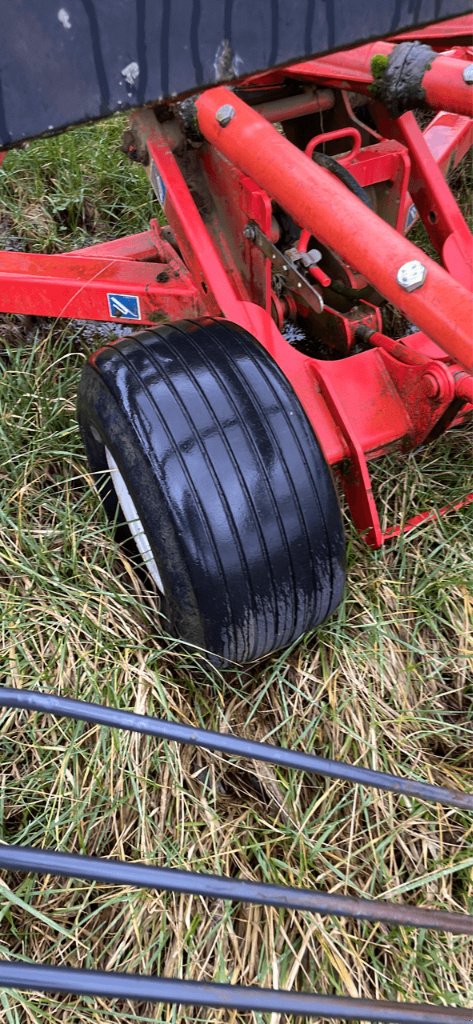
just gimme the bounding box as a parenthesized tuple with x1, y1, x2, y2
(77, 318, 345, 663)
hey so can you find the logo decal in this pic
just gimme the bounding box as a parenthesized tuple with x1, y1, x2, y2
(150, 160, 166, 206)
(107, 293, 141, 319)
(405, 204, 418, 231)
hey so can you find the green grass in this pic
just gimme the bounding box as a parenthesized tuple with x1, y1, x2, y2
(0, 118, 154, 252)
(0, 116, 472, 1024)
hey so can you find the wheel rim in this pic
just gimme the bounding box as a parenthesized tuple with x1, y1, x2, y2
(105, 448, 165, 594)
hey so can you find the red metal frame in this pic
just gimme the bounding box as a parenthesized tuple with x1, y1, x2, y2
(390, 13, 473, 48)
(1, 17, 471, 548)
(196, 85, 473, 369)
(287, 40, 473, 118)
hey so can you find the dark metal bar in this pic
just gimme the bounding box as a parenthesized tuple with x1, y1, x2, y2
(0, 962, 470, 1022)
(1, 845, 471, 936)
(0, 687, 471, 811)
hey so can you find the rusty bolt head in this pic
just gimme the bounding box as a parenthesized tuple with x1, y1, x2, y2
(463, 64, 473, 85)
(396, 260, 427, 292)
(215, 103, 236, 127)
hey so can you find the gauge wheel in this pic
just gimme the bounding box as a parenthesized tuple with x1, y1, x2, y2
(77, 318, 345, 664)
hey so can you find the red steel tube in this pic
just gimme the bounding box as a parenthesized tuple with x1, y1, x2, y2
(456, 374, 473, 404)
(390, 14, 473, 47)
(196, 87, 473, 373)
(289, 42, 473, 118)
(362, 330, 429, 366)
(132, 109, 256, 335)
(422, 52, 473, 118)
(254, 88, 334, 123)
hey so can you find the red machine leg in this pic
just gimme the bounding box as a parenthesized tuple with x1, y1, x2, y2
(375, 110, 472, 288)
(130, 109, 257, 333)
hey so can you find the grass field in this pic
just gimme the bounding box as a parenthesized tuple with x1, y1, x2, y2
(0, 117, 472, 1023)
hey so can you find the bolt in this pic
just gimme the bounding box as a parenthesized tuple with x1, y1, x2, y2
(423, 372, 440, 399)
(396, 260, 427, 292)
(243, 224, 256, 241)
(215, 103, 235, 127)
(463, 63, 473, 85)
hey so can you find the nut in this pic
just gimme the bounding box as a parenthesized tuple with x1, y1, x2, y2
(463, 63, 473, 85)
(215, 103, 236, 127)
(396, 260, 427, 292)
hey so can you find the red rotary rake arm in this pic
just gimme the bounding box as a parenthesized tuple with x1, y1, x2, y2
(0, 215, 209, 324)
(390, 13, 473, 47)
(0, 248, 206, 324)
(287, 40, 473, 117)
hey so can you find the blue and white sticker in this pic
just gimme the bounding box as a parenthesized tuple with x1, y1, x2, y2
(405, 203, 418, 232)
(150, 160, 166, 206)
(107, 293, 141, 319)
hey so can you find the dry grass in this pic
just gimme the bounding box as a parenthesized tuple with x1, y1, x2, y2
(0, 117, 472, 1023)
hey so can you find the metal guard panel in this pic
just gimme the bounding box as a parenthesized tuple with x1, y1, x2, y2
(0, 0, 470, 147)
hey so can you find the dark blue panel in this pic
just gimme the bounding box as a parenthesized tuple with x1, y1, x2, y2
(0, 0, 470, 147)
